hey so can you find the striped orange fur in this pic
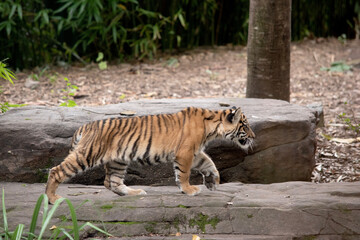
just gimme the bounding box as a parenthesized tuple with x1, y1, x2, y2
(45, 107, 255, 204)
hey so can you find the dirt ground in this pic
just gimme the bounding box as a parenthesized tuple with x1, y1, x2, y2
(1, 38, 359, 183)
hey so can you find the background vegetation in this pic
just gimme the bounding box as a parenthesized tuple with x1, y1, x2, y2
(0, 0, 359, 70)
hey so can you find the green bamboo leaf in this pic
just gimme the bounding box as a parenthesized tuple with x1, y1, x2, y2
(54, 0, 73, 14)
(17, 4, 22, 20)
(5, 21, 11, 37)
(96, 52, 104, 62)
(178, 12, 186, 28)
(112, 25, 117, 43)
(43, 11, 49, 25)
(9, 5, 16, 19)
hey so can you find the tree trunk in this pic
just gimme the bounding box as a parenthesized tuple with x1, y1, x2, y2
(246, 0, 291, 101)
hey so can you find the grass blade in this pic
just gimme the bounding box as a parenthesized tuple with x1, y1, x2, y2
(37, 197, 65, 240)
(63, 199, 79, 240)
(10, 224, 24, 240)
(57, 228, 74, 240)
(28, 194, 46, 240)
(79, 222, 113, 237)
(1, 188, 9, 240)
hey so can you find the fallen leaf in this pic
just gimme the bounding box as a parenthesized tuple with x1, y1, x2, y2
(330, 137, 360, 144)
(219, 102, 230, 107)
(120, 110, 136, 116)
(50, 225, 57, 230)
(144, 92, 157, 97)
(192, 235, 201, 240)
(175, 232, 181, 236)
(68, 192, 86, 196)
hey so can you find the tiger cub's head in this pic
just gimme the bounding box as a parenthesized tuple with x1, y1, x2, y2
(222, 107, 255, 150)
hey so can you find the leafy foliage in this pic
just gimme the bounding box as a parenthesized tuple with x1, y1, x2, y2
(321, 61, 352, 72)
(0, 188, 112, 240)
(0, 0, 358, 69)
(0, 59, 17, 113)
(339, 102, 360, 137)
(0, 60, 15, 85)
(59, 77, 78, 107)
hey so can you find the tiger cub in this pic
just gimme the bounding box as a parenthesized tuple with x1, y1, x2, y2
(45, 107, 255, 204)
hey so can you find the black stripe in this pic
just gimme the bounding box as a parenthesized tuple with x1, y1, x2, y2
(110, 180, 120, 184)
(137, 157, 145, 165)
(174, 165, 185, 173)
(60, 164, 72, 178)
(174, 160, 183, 166)
(108, 166, 127, 172)
(177, 114, 181, 127)
(106, 118, 119, 143)
(114, 160, 128, 166)
(143, 130, 152, 161)
(116, 118, 132, 156)
(205, 114, 215, 120)
(160, 114, 168, 133)
(143, 116, 148, 139)
(194, 157, 205, 169)
(75, 152, 86, 170)
(112, 172, 126, 178)
(130, 132, 141, 160)
(186, 107, 191, 115)
(154, 154, 160, 163)
(86, 145, 93, 167)
(145, 115, 154, 165)
(206, 122, 221, 140)
(121, 121, 138, 160)
(157, 115, 162, 133)
(66, 162, 78, 174)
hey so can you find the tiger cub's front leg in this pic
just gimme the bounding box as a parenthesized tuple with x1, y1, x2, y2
(192, 151, 220, 191)
(104, 161, 146, 196)
(173, 150, 201, 196)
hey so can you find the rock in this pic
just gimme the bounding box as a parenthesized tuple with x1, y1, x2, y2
(1, 181, 359, 239)
(307, 102, 325, 127)
(0, 98, 317, 185)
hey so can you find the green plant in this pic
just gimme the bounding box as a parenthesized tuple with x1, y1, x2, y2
(59, 77, 78, 107)
(0, 102, 10, 113)
(0, 60, 15, 85)
(321, 61, 352, 72)
(337, 33, 347, 44)
(339, 102, 360, 137)
(0, 59, 16, 113)
(347, 1, 360, 39)
(0, 188, 112, 240)
(96, 52, 107, 70)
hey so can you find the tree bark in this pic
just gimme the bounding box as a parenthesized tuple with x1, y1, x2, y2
(246, 0, 291, 101)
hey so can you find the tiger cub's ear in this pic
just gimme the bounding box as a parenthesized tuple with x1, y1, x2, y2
(226, 107, 242, 123)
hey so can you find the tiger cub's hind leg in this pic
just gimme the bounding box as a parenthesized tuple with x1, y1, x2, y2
(192, 151, 220, 191)
(104, 161, 147, 196)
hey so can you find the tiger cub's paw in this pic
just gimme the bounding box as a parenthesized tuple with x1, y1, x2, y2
(128, 188, 147, 196)
(48, 194, 62, 205)
(182, 185, 201, 196)
(203, 172, 220, 191)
